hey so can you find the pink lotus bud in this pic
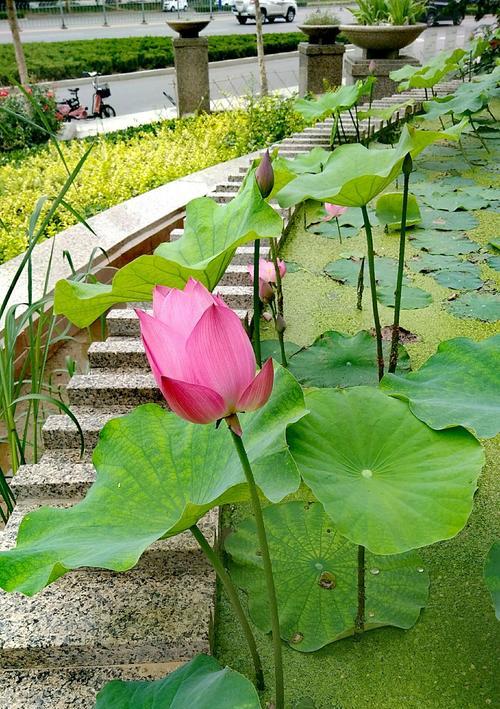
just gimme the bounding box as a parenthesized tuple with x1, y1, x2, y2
(255, 150, 274, 199)
(276, 314, 286, 334)
(0, 89, 9, 98)
(136, 278, 274, 434)
(368, 60, 377, 74)
(247, 258, 286, 303)
(324, 203, 348, 221)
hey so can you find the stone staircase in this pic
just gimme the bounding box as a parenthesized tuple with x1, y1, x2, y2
(0, 80, 459, 707)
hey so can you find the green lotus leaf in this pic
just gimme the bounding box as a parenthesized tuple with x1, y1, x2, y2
(380, 335, 500, 438)
(287, 387, 484, 554)
(94, 654, 261, 709)
(357, 100, 415, 122)
(260, 339, 301, 362)
(486, 254, 500, 272)
(391, 48, 467, 91)
(277, 124, 464, 209)
(294, 82, 366, 122)
(0, 365, 306, 596)
(419, 207, 478, 232)
(423, 191, 490, 212)
(421, 70, 500, 120)
(409, 230, 477, 255)
(484, 542, 500, 621)
(325, 256, 432, 309)
(281, 148, 332, 175)
(54, 173, 282, 327)
(409, 253, 483, 290)
(288, 330, 410, 388)
(375, 192, 422, 231)
(447, 291, 500, 322)
(226, 501, 430, 651)
(376, 284, 432, 309)
(309, 222, 359, 240)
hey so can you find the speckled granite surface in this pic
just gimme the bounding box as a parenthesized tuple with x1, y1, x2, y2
(0, 661, 183, 707)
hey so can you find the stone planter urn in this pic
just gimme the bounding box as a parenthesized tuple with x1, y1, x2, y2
(166, 19, 211, 38)
(167, 19, 212, 116)
(297, 24, 341, 45)
(340, 23, 426, 59)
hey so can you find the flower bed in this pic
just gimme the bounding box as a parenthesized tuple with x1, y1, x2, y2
(0, 95, 304, 263)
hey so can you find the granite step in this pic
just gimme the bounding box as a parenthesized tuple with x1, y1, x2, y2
(10, 459, 96, 501)
(67, 370, 162, 408)
(106, 305, 250, 338)
(0, 661, 183, 709)
(43, 406, 135, 450)
(0, 536, 214, 670)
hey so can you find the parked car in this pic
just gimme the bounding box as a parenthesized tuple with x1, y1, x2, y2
(163, 0, 188, 11)
(422, 0, 466, 26)
(232, 0, 297, 24)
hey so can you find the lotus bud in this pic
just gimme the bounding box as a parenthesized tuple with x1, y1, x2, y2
(255, 149, 274, 199)
(402, 152, 413, 176)
(276, 314, 287, 334)
(368, 60, 377, 74)
(324, 203, 348, 221)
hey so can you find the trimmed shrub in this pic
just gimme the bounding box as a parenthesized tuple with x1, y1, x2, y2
(0, 33, 306, 85)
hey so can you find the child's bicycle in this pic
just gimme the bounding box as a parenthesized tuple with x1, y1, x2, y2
(56, 72, 116, 121)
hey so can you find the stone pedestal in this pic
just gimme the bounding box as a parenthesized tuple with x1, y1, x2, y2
(173, 37, 210, 116)
(344, 52, 420, 100)
(299, 42, 345, 96)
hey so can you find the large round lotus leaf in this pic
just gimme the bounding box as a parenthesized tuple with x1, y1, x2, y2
(288, 330, 410, 388)
(376, 284, 432, 309)
(95, 654, 261, 709)
(225, 501, 429, 651)
(486, 254, 500, 272)
(484, 542, 500, 620)
(375, 192, 422, 231)
(433, 269, 483, 290)
(409, 254, 482, 290)
(381, 335, 500, 438)
(419, 208, 478, 231)
(310, 222, 360, 240)
(446, 292, 500, 322)
(287, 387, 484, 554)
(409, 230, 477, 255)
(0, 365, 306, 596)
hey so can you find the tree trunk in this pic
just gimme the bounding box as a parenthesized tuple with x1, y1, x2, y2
(254, 0, 268, 97)
(6, 0, 28, 86)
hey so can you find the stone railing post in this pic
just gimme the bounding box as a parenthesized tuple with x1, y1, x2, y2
(299, 42, 345, 95)
(173, 36, 210, 116)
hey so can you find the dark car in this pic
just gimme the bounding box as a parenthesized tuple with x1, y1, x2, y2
(423, 0, 466, 26)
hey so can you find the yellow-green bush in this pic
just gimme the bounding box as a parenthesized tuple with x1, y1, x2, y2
(0, 98, 305, 264)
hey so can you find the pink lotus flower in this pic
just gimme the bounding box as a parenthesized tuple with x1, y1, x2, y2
(0, 89, 9, 98)
(247, 258, 286, 303)
(324, 203, 348, 221)
(136, 278, 274, 435)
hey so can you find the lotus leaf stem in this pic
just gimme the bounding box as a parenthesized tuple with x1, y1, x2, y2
(190, 523, 265, 692)
(361, 206, 384, 380)
(230, 426, 285, 709)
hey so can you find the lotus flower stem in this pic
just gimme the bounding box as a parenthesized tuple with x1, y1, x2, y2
(190, 523, 265, 692)
(339, 114, 348, 143)
(354, 544, 366, 635)
(356, 256, 365, 311)
(389, 154, 412, 373)
(361, 206, 384, 380)
(330, 112, 340, 149)
(367, 81, 374, 138)
(348, 108, 360, 143)
(335, 217, 343, 244)
(269, 238, 288, 368)
(230, 426, 285, 709)
(470, 118, 490, 153)
(252, 240, 262, 368)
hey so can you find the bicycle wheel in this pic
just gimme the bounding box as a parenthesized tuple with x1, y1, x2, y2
(100, 104, 116, 119)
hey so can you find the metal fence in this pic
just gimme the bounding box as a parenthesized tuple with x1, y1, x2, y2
(1, 0, 231, 29)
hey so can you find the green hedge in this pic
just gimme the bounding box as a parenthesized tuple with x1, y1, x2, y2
(0, 32, 307, 85)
